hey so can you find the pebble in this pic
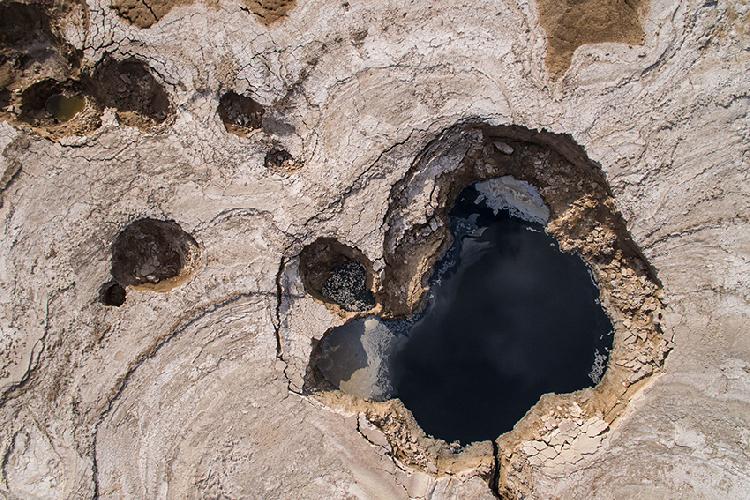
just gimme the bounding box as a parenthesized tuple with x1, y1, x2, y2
(493, 141, 514, 155)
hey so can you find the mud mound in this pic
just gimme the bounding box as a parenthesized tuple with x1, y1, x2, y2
(218, 91, 264, 135)
(110, 0, 193, 28)
(86, 57, 172, 128)
(537, 0, 646, 76)
(243, 0, 297, 25)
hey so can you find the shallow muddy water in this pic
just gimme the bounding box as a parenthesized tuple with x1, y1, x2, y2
(45, 94, 85, 121)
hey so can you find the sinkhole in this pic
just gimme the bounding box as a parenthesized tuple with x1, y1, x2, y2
(299, 238, 376, 312)
(85, 56, 172, 126)
(218, 91, 264, 134)
(309, 179, 613, 444)
(109, 218, 199, 292)
(19, 80, 87, 125)
(99, 281, 126, 307)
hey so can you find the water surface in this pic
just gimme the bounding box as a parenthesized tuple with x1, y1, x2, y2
(391, 186, 612, 443)
(45, 94, 85, 121)
(313, 184, 613, 444)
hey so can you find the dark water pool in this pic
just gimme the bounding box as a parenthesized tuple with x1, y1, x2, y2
(391, 186, 612, 444)
(312, 183, 613, 444)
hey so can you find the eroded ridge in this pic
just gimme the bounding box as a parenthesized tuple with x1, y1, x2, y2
(279, 124, 671, 497)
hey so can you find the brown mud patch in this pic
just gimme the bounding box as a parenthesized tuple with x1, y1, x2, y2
(291, 123, 671, 497)
(537, 0, 647, 77)
(110, 0, 296, 27)
(0, 89, 10, 110)
(242, 0, 297, 25)
(110, 0, 194, 28)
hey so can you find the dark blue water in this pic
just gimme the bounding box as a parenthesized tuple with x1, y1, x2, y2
(311, 184, 613, 444)
(391, 187, 613, 443)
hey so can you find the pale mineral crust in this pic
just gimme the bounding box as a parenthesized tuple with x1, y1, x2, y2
(0, 0, 748, 499)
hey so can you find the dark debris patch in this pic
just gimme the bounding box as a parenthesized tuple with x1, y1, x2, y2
(299, 238, 376, 312)
(321, 261, 376, 312)
(264, 147, 301, 173)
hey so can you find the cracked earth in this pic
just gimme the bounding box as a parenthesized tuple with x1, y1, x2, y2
(0, 0, 749, 498)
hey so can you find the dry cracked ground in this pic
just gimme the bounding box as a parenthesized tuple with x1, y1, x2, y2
(0, 0, 749, 498)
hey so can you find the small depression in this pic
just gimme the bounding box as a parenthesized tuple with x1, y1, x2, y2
(218, 91, 264, 135)
(110, 218, 200, 292)
(310, 178, 613, 444)
(19, 79, 90, 127)
(85, 57, 172, 127)
(299, 238, 376, 312)
(99, 280, 126, 307)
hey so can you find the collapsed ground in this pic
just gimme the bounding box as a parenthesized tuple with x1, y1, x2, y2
(276, 124, 672, 498)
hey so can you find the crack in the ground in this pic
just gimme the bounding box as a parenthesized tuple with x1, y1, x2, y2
(273, 255, 286, 358)
(137, 0, 158, 23)
(353, 414, 412, 497)
(489, 440, 502, 499)
(0, 162, 22, 209)
(0, 429, 21, 494)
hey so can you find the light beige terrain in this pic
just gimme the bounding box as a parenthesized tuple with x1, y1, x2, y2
(0, 0, 748, 498)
